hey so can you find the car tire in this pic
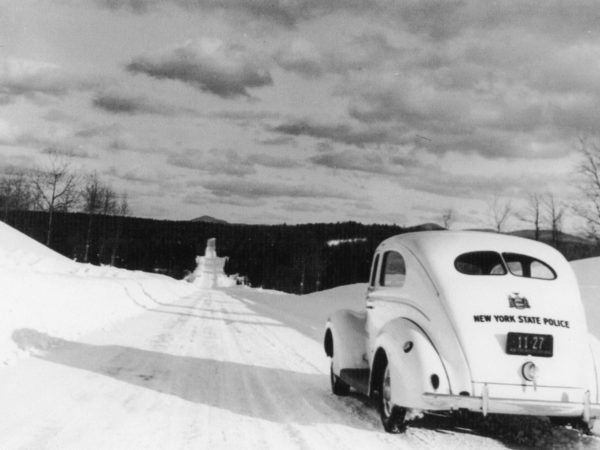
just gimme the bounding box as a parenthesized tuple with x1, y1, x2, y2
(330, 362, 350, 396)
(550, 417, 594, 434)
(379, 362, 406, 433)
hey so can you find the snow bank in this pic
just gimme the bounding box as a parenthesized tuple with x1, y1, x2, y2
(226, 284, 367, 341)
(571, 257, 600, 338)
(0, 221, 76, 273)
(0, 222, 197, 365)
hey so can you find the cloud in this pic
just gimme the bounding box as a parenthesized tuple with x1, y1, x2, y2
(107, 165, 168, 184)
(280, 201, 325, 213)
(126, 38, 273, 98)
(92, 90, 195, 115)
(392, 1, 600, 43)
(183, 193, 265, 208)
(275, 33, 401, 78)
(169, 148, 301, 174)
(274, 39, 327, 78)
(257, 136, 296, 146)
(393, 162, 559, 200)
(91, 0, 600, 40)
(309, 146, 424, 177)
(306, 144, 562, 200)
(94, 0, 156, 13)
(211, 110, 279, 122)
(247, 153, 301, 169)
(74, 123, 120, 139)
(271, 118, 389, 147)
(309, 150, 388, 174)
(93, 0, 328, 27)
(0, 58, 96, 104)
(342, 54, 594, 158)
(201, 178, 359, 200)
(0, 119, 19, 145)
(168, 148, 256, 177)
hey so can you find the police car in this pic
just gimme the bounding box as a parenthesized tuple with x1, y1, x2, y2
(324, 231, 600, 433)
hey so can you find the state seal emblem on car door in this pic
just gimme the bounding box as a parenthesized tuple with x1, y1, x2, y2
(508, 292, 530, 309)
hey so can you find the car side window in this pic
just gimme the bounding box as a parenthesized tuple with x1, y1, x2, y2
(370, 254, 380, 287)
(380, 251, 406, 287)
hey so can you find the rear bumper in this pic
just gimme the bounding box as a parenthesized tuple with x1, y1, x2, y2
(422, 388, 600, 422)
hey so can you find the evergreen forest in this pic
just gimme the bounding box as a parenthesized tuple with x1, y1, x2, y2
(3, 211, 598, 294)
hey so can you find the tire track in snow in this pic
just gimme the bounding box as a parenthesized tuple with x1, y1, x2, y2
(223, 290, 512, 450)
(207, 290, 309, 449)
(205, 290, 416, 450)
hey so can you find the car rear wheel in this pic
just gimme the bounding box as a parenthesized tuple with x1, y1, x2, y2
(330, 362, 350, 396)
(379, 363, 406, 433)
(550, 417, 595, 435)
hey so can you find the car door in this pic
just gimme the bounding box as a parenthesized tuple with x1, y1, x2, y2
(366, 249, 407, 360)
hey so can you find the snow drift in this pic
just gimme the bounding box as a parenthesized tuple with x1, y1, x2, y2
(571, 257, 600, 338)
(0, 221, 197, 365)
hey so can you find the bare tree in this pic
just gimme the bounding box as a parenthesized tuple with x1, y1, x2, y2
(31, 149, 80, 246)
(100, 186, 117, 215)
(440, 208, 455, 229)
(118, 192, 130, 216)
(575, 137, 600, 240)
(0, 168, 35, 222)
(110, 192, 130, 266)
(488, 196, 513, 233)
(81, 176, 123, 264)
(544, 193, 565, 247)
(516, 193, 543, 240)
(81, 173, 104, 262)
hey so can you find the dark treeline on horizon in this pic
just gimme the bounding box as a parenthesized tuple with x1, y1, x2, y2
(3, 210, 599, 294)
(3, 210, 410, 293)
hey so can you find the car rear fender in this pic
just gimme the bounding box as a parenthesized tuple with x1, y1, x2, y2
(325, 309, 368, 375)
(373, 318, 451, 409)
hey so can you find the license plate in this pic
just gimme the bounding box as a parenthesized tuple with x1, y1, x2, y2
(506, 332, 553, 357)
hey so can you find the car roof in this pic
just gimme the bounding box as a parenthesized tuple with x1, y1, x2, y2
(378, 230, 566, 267)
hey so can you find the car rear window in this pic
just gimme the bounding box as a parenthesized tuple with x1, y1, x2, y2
(454, 251, 556, 280)
(454, 251, 506, 275)
(502, 253, 556, 280)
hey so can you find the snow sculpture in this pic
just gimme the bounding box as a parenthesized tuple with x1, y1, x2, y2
(188, 238, 235, 288)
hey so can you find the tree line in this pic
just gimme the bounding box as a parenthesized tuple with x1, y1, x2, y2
(2, 209, 411, 293)
(0, 149, 129, 264)
(4, 139, 600, 293)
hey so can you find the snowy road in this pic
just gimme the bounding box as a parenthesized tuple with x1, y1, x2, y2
(1, 287, 598, 449)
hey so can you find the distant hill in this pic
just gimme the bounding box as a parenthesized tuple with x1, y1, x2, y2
(191, 215, 229, 224)
(509, 229, 590, 245)
(405, 223, 445, 232)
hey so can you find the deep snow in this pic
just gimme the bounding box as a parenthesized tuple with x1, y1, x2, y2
(0, 221, 198, 366)
(1, 222, 600, 449)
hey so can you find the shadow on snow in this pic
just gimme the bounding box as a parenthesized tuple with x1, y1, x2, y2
(11, 328, 383, 431)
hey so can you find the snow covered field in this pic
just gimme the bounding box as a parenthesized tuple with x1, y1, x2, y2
(1, 222, 600, 449)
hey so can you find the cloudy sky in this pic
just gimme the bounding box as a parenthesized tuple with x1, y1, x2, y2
(0, 1, 597, 229)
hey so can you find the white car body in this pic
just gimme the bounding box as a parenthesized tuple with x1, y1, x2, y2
(324, 231, 600, 431)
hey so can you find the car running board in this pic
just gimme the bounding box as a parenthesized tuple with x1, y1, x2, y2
(340, 369, 370, 395)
